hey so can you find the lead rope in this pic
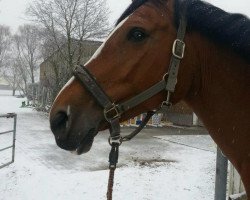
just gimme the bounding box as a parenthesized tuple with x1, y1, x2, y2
(107, 143, 119, 200)
(107, 168, 115, 200)
(106, 111, 155, 200)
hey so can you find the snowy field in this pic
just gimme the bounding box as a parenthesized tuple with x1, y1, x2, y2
(0, 90, 217, 200)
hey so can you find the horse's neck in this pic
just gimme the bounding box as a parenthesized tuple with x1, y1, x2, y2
(185, 33, 250, 147)
(186, 34, 250, 193)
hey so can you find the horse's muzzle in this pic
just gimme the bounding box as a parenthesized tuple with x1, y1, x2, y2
(50, 110, 98, 154)
(50, 111, 69, 140)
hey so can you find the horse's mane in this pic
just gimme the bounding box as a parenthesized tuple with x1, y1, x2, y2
(116, 0, 147, 25)
(117, 0, 250, 62)
(175, 0, 250, 62)
(116, 0, 165, 26)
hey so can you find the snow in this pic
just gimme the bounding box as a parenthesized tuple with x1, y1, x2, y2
(229, 192, 247, 200)
(0, 90, 217, 200)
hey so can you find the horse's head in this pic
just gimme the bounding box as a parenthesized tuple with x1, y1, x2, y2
(49, 0, 195, 154)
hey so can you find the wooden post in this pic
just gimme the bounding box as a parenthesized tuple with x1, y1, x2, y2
(228, 163, 246, 200)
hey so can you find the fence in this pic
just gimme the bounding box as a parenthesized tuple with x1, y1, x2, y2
(214, 149, 247, 200)
(228, 163, 247, 200)
(0, 113, 17, 169)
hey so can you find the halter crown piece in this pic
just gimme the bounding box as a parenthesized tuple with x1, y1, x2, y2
(73, 15, 187, 200)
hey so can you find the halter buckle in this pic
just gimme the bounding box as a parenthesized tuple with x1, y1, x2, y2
(172, 39, 185, 59)
(104, 104, 121, 122)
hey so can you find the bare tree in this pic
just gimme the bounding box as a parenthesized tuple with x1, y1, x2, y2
(26, 0, 110, 103)
(2, 33, 29, 96)
(4, 25, 42, 98)
(27, 0, 110, 70)
(39, 28, 70, 100)
(2, 60, 23, 96)
(39, 28, 65, 61)
(0, 25, 11, 68)
(12, 35, 29, 95)
(17, 24, 41, 84)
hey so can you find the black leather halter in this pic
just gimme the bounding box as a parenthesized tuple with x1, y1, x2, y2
(73, 16, 187, 148)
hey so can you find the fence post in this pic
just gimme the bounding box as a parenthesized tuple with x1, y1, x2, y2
(0, 113, 17, 169)
(214, 146, 228, 200)
(11, 114, 17, 163)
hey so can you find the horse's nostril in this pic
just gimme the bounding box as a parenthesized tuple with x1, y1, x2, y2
(50, 111, 69, 137)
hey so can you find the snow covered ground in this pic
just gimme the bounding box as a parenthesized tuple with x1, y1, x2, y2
(0, 90, 217, 200)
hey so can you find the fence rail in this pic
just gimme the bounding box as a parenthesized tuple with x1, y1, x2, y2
(0, 113, 17, 169)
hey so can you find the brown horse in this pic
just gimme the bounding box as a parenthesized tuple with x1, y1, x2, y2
(49, 0, 250, 197)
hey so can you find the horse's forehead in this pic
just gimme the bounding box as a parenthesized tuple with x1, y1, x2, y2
(126, 4, 168, 28)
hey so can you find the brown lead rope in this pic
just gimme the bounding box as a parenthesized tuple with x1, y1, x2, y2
(107, 143, 119, 200)
(107, 168, 115, 200)
(106, 111, 155, 200)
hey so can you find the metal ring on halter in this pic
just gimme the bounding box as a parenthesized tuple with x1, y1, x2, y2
(161, 91, 172, 108)
(161, 100, 172, 108)
(108, 136, 122, 146)
(162, 73, 169, 82)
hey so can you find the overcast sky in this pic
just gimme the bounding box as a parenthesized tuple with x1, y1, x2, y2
(0, 0, 249, 32)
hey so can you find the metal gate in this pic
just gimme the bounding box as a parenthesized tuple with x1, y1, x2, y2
(0, 113, 17, 169)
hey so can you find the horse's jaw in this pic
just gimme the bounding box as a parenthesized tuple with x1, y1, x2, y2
(81, 129, 98, 154)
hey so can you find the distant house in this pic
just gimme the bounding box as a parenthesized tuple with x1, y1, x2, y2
(167, 101, 202, 126)
(40, 39, 102, 88)
(0, 76, 11, 90)
(34, 39, 102, 109)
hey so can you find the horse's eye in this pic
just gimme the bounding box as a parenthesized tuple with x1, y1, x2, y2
(127, 28, 148, 42)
